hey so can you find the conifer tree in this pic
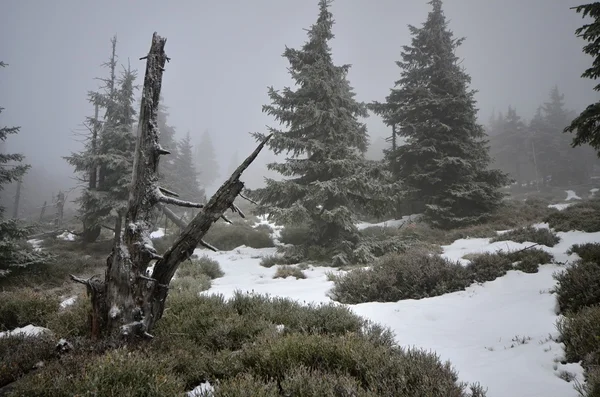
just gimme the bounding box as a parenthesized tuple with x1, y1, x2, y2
(251, 0, 393, 265)
(0, 61, 46, 276)
(173, 132, 205, 206)
(65, 37, 138, 242)
(566, 3, 600, 155)
(157, 100, 179, 193)
(489, 107, 531, 184)
(534, 87, 594, 186)
(194, 129, 219, 189)
(371, 0, 508, 229)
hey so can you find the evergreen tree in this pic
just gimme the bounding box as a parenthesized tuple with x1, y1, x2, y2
(565, 3, 600, 155)
(533, 87, 593, 186)
(489, 106, 532, 184)
(372, 0, 509, 229)
(65, 37, 138, 241)
(0, 61, 46, 277)
(194, 129, 219, 190)
(251, 0, 393, 265)
(157, 100, 179, 193)
(173, 132, 205, 206)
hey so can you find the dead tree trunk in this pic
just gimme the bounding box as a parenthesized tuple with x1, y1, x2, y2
(71, 32, 270, 339)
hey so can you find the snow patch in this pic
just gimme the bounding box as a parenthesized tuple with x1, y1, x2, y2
(27, 239, 43, 252)
(356, 214, 421, 230)
(192, 221, 600, 397)
(60, 296, 77, 309)
(188, 381, 214, 397)
(565, 190, 581, 201)
(57, 231, 76, 241)
(0, 324, 50, 338)
(150, 228, 165, 239)
(548, 203, 574, 211)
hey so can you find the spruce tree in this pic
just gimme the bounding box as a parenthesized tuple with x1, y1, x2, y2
(533, 87, 593, 186)
(489, 107, 531, 184)
(157, 100, 179, 194)
(194, 130, 219, 190)
(371, 0, 509, 229)
(565, 3, 600, 155)
(0, 61, 46, 277)
(173, 132, 205, 206)
(251, 0, 393, 265)
(65, 37, 138, 241)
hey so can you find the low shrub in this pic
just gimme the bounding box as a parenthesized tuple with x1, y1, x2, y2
(11, 292, 484, 396)
(568, 243, 600, 263)
(204, 221, 274, 250)
(506, 248, 554, 273)
(556, 305, 600, 367)
(0, 289, 60, 331)
(0, 334, 57, 388)
(554, 260, 600, 314)
(545, 198, 600, 232)
(253, 224, 274, 234)
(491, 226, 560, 247)
(330, 249, 472, 304)
(575, 366, 600, 397)
(465, 253, 513, 282)
(178, 256, 224, 280)
(47, 295, 91, 338)
(273, 265, 306, 279)
(259, 254, 296, 268)
(170, 275, 212, 294)
(8, 349, 184, 396)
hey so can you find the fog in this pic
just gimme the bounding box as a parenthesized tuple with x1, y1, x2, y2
(1, 0, 597, 200)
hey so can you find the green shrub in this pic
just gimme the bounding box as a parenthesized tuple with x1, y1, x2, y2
(491, 226, 560, 247)
(546, 198, 600, 232)
(47, 295, 91, 338)
(259, 254, 296, 268)
(0, 334, 57, 388)
(9, 349, 185, 397)
(465, 253, 513, 282)
(0, 289, 60, 330)
(238, 333, 483, 396)
(11, 292, 484, 396)
(170, 274, 212, 294)
(568, 243, 600, 263)
(575, 366, 600, 397)
(273, 265, 306, 279)
(204, 222, 274, 250)
(0, 244, 106, 290)
(506, 248, 554, 273)
(330, 249, 472, 304)
(554, 260, 600, 314)
(557, 305, 600, 367)
(178, 256, 224, 280)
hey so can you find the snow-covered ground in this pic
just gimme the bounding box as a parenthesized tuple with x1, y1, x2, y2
(193, 220, 600, 397)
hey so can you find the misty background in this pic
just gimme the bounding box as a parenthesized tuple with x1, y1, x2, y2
(0, 0, 597, 215)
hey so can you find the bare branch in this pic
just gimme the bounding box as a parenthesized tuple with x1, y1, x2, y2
(155, 188, 204, 208)
(200, 240, 218, 252)
(230, 203, 246, 219)
(158, 186, 179, 197)
(221, 214, 232, 224)
(239, 192, 258, 205)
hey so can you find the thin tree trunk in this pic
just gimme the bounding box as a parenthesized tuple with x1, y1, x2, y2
(39, 201, 47, 223)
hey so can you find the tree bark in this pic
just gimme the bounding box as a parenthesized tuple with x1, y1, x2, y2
(72, 32, 270, 340)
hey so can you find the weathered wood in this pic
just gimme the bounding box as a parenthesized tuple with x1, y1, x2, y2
(74, 32, 270, 339)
